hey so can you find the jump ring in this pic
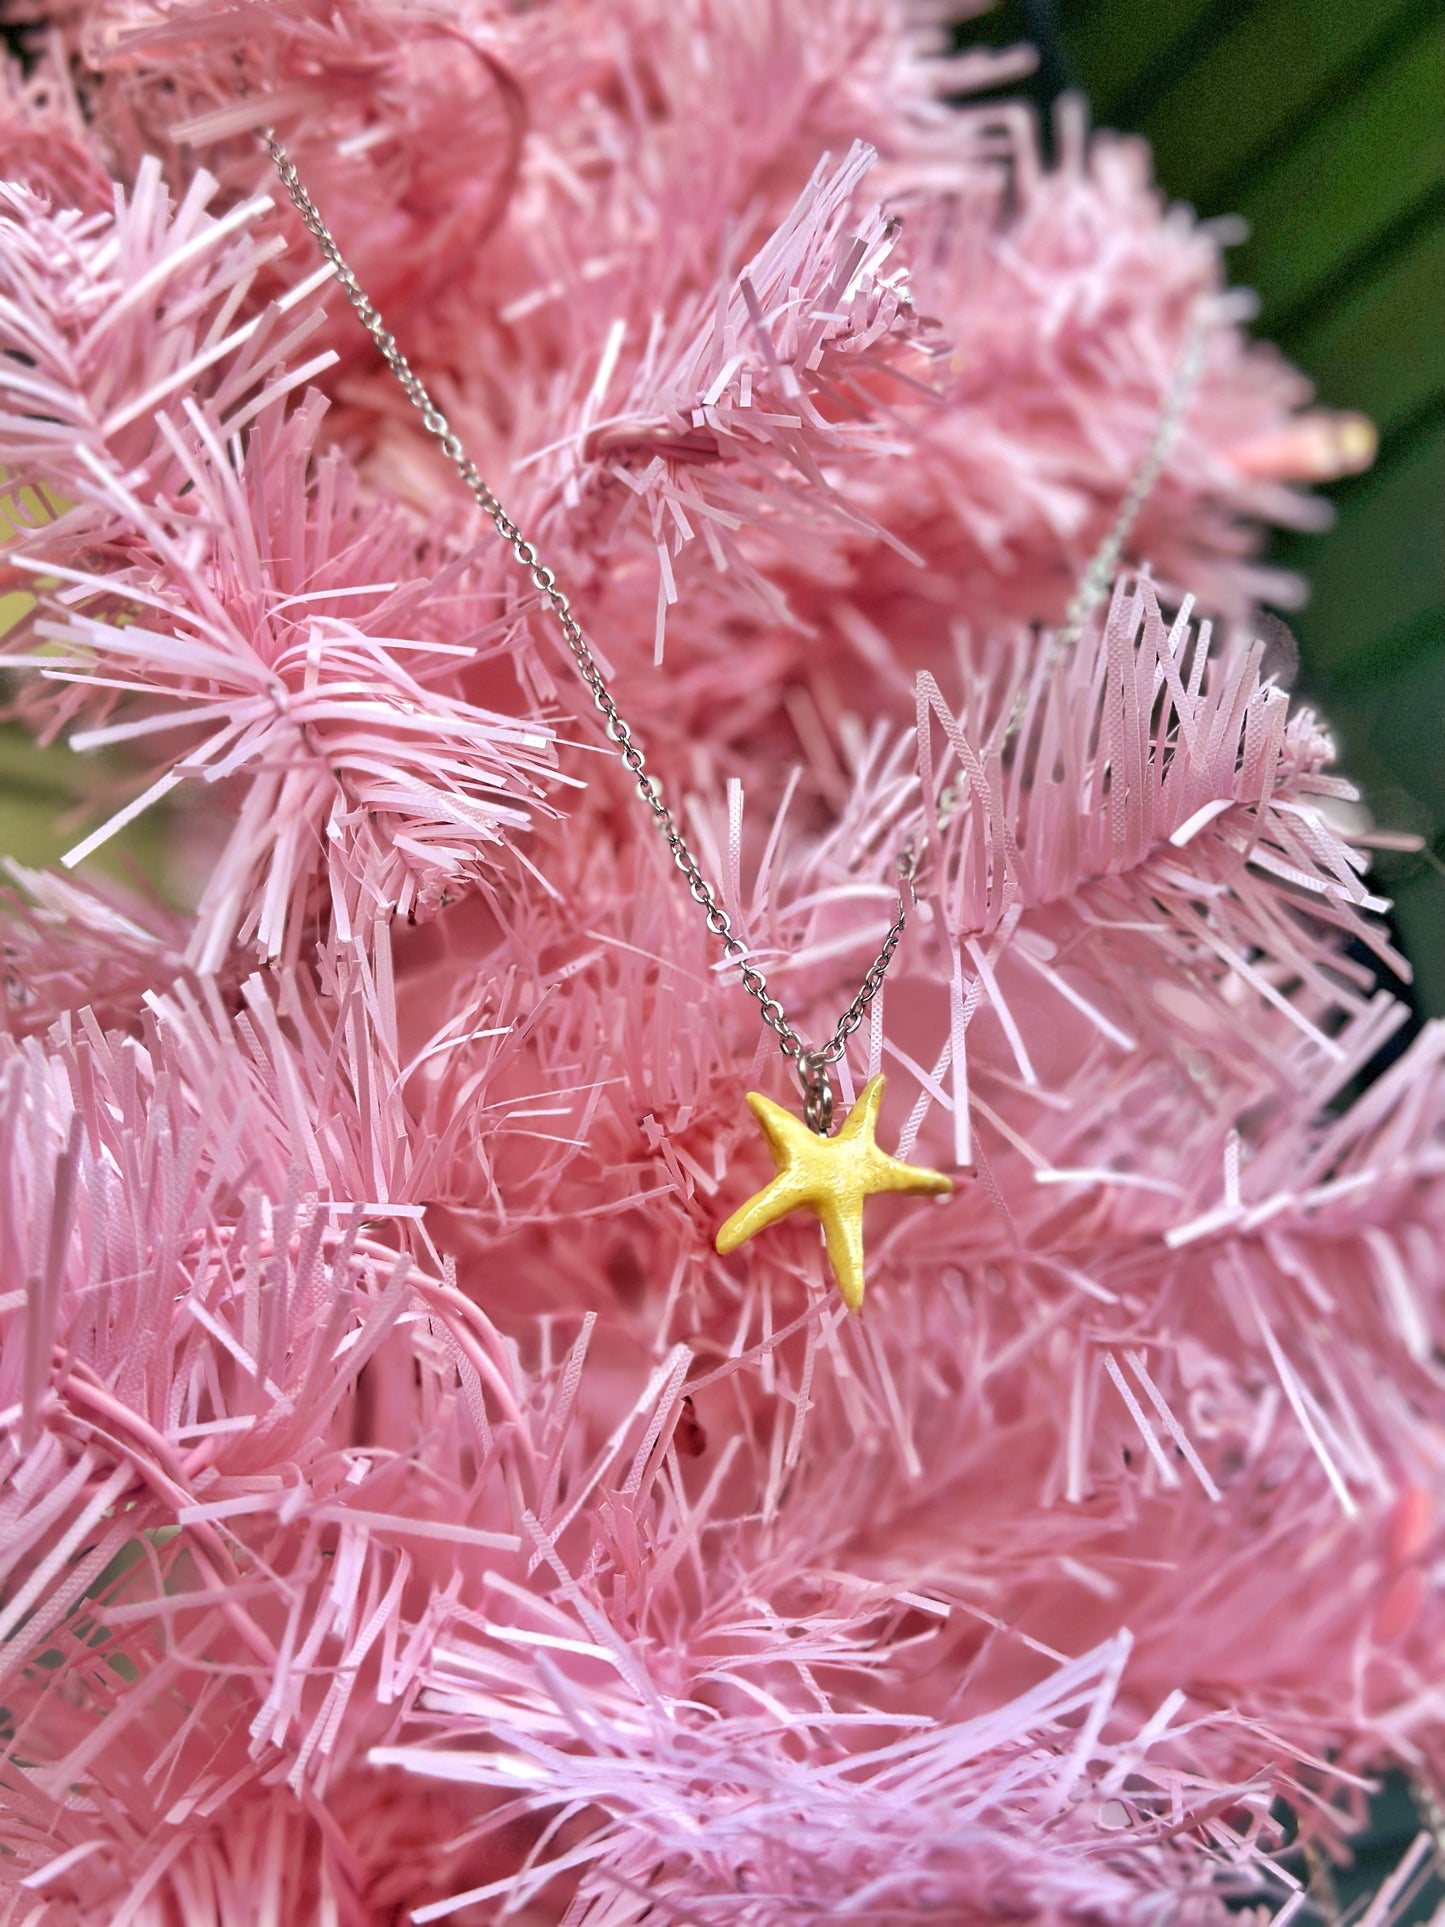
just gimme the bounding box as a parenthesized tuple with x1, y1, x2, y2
(796, 1050, 834, 1136)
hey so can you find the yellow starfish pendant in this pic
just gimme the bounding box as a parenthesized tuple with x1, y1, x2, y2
(715, 1074, 952, 1313)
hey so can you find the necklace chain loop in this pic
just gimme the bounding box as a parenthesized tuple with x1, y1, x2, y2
(266, 133, 911, 1088)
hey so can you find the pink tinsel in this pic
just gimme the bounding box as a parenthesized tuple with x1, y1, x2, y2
(1, 4, 1440, 1923)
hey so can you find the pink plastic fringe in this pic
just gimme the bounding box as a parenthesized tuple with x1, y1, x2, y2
(0, 3, 1439, 1922)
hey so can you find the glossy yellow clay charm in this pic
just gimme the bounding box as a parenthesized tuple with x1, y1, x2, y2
(716, 1074, 951, 1313)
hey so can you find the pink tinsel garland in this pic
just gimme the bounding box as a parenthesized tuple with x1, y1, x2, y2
(0, 4, 1439, 1922)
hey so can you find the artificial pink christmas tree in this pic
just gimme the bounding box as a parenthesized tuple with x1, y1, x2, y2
(1, 4, 1439, 1922)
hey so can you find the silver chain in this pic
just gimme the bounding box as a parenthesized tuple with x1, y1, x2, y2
(264, 133, 910, 1128)
(1056, 309, 1207, 652)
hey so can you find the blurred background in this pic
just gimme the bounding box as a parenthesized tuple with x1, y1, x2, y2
(977, 0, 1445, 1030)
(983, 2, 1445, 1912)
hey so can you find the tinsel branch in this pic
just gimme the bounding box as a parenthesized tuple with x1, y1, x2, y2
(0, 3, 1437, 1922)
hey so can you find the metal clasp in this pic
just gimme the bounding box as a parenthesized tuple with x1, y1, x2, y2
(797, 1050, 835, 1136)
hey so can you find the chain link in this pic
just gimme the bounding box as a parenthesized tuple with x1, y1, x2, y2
(265, 133, 911, 1109)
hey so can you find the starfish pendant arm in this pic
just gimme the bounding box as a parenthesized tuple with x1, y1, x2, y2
(715, 1074, 951, 1313)
(816, 1200, 867, 1315)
